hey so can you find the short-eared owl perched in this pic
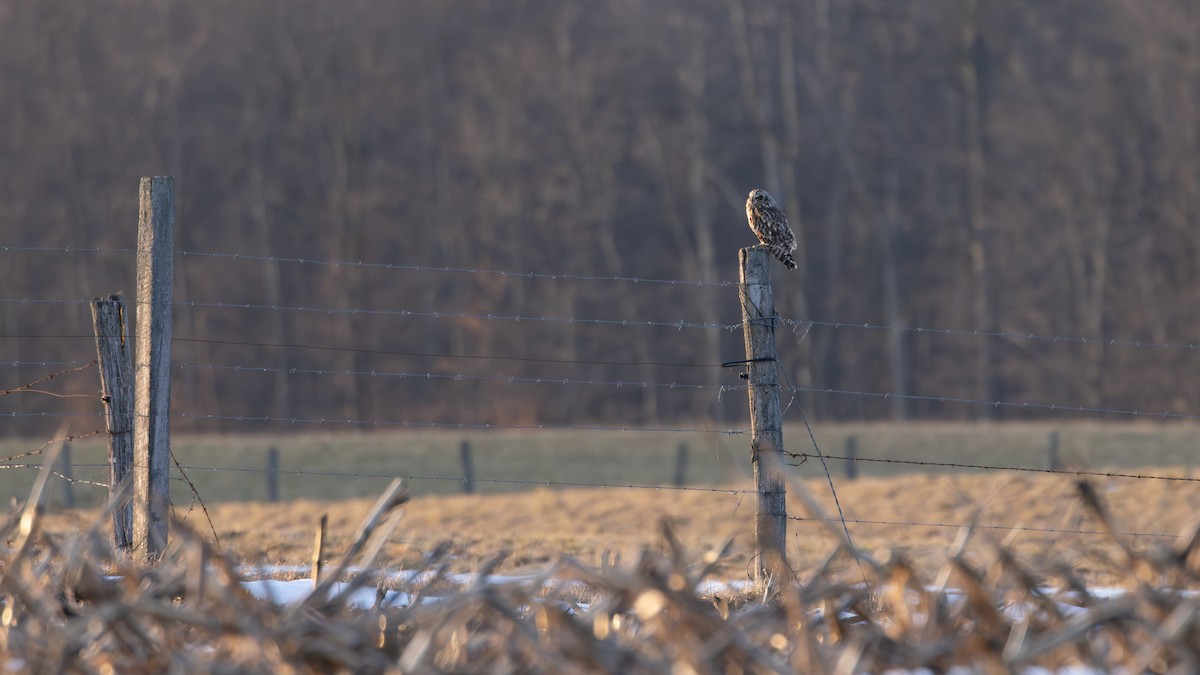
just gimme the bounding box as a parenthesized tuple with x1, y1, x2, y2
(745, 188, 797, 270)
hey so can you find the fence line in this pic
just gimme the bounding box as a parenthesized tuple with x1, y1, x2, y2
(167, 361, 1200, 423)
(0, 296, 743, 332)
(178, 300, 743, 331)
(2, 458, 1184, 541)
(780, 316, 1200, 352)
(786, 515, 1182, 540)
(175, 362, 720, 391)
(1, 245, 739, 288)
(174, 411, 747, 435)
(0, 335, 720, 368)
(10, 376, 1200, 426)
(785, 385, 1200, 421)
(10, 238, 1200, 558)
(2, 360, 97, 368)
(7, 292, 1200, 354)
(786, 452, 1200, 484)
(8, 243, 1200, 351)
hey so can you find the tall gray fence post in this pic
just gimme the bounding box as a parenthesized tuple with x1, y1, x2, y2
(266, 447, 280, 502)
(845, 435, 859, 480)
(1048, 430, 1061, 471)
(674, 442, 689, 487)
(460, 440, 476, 494)
(133, 176, 174, 559)
(738, 246, 787, 583)
(58, 440, 75, 509)
(92, 294, 133, 550)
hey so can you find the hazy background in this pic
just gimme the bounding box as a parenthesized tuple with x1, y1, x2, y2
(3, 0, 1199, 434)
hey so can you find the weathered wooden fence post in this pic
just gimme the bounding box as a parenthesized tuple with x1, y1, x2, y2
(58, 439, 75, 509)
(92, 294, 133, 550)
(133, 176, 174, 559)
(674, 442, 689, 487)
(1048, 430, 1061, 471)
(460, 440, 476, 494)
(738, 246, 787, 582)
(844, 435, 859, 480)
(266, 446, 280, 502)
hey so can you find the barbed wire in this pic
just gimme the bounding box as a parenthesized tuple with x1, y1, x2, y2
(0, 462, 110, 489)
(0, 429, 105, 464)
(174, 337, 719, 368)
(2, 360, 97, 368)
(0, 412, 103, 419)
(179, 249, 740, 288)
(780, 317, 1200, 352)
(176, 411, 747, 436)
(0, 296, 742, 332)
(787, 514, 1180, 539)
(7, 245, 1200, 351)
(0, 245, 133, 255)
(786, 385, 1200, 421)
(178, 300, 743, 331)
(176, 361, 725, 391)
(0, 334, 720, 368)
(7, 288, 1200, 352)
(786, 452, 1200, 484)
(171, 464, 751, 495)
(2, 455, 1177, 539)
(0, 245, 739, 287)
(1, 362, 96, 397)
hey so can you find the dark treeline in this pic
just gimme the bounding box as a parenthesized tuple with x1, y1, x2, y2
(2, 0, 1199, 434)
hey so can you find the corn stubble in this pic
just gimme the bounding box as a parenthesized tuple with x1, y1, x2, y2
(3, 458, 1200, 672)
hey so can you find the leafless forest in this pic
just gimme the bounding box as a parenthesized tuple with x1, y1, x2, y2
(3, 0, 1199, 432)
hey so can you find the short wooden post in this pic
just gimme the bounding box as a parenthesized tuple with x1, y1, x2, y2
(1048, 430, 1061, 471)
(266, 447, 280, 502)
(844, 435, 859, 480)
(92, 294, 133, 550)
(460, 440, 476, 494)
(58, 440, 75, 509)
(674, 442, 689, 487)
(133, 176, 175, 559)
(738, 246, 787, 582)
(312, 513, 328, 589)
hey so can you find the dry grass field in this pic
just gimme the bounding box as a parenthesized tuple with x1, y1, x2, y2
(9, 421, 1200, 584)
(37, 460, 1200, 586)
(11, 441, 1200, 671)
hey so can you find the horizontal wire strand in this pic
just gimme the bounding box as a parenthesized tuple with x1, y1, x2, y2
(786, 452, 1200, 484)
(787, 515, 1180, 539)
(175, 411, 747, 435)
(178, 299, 742, 330)
(175, 361, 726, 391)
(780, 317, 1200, 352)
(0, 296, 743, 332)
(787, 385, 1200, 421)
(0, 245, 737, 287)
(5, 245, 1200, 350)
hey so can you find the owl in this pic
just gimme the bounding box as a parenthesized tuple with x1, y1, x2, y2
(745, 188, 797, 270)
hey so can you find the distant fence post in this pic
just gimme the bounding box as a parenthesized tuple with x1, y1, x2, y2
(844, 435, 859, 480)
(92, 294, 133, 550)
(1048, 430, 1061, 471)
(133, 176, 175, 559)
(738, 246, 787, 583)
(58, 439, 75, 509)
(266, 447, 280, 502)
(461, 440, 476, 494)
(674, 442, 689, 487)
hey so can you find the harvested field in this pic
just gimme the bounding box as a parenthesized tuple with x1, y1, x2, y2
(39, 465, 1200, 585)
(8, 468, 1200, 672)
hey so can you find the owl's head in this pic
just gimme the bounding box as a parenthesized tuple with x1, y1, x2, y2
(748, 188, 773, 204)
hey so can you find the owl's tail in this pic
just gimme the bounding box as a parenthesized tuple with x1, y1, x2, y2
(775, 250, 798, 270)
